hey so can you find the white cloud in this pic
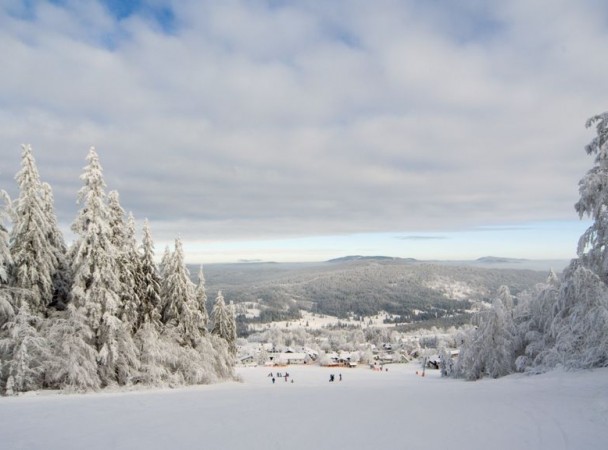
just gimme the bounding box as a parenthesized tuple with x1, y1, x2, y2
(0, 0, 606, 259)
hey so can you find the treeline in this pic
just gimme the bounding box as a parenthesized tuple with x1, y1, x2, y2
(205, 260, 547, 324)
(449, 112, 608, 379)
(0, 146, 236, 395)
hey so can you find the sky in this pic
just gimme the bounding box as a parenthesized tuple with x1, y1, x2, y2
(0, 0, 606, 263)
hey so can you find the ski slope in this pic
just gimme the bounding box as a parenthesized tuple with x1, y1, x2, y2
(1, 363, 606, 450)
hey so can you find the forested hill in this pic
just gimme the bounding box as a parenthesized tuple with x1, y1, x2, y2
(197, 258, 553, 325)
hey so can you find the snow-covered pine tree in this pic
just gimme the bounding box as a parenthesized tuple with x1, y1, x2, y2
(211, 290, 236, 353)
(70, 148, 119, 337)
(125, 213, 145, 330)
(576, 112, 608, 282)
(40, 182, 70, 310)
(530, 112, 608, 370)
(10, 145, 57, 315)
(226, 301, 237, 355)
(161, 238, 200, 346)
(0, 190, 14, 328)
(159, 245, 171, 280)
(540, 260, 608, 368)
(0, 303, 49, 395)
(211, 290, 228, 337)
(108, 191, 141, 333)
(195, 266, 209, 335)
(138, 219, 162, 329)
(134, 221, 172, 386)
(69, 148, 138, 386)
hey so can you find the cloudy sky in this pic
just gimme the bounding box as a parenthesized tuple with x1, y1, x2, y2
(1, 0, 606, 263)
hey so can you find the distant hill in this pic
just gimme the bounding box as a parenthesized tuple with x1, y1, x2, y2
(200, 258, 551, 332)
(476, 256, 528, 264)
(327, 255, 417, 263)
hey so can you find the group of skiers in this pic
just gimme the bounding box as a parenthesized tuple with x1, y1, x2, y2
(266, 371, 344, 384)
(268, 372, 292, 384)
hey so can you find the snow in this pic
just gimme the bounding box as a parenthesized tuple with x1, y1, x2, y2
(249, 310, 400, 331)
(1, 363, 606, 450)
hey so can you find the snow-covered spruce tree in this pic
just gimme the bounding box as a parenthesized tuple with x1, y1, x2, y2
(10, 145, 57, 315)
(0, 303, 50, 395)
(45, 303, 101, 392)
(133, 220, 172, 385)
(195, 266, 209, 335)
(524, 112, 608, 370)
(211, 290, 236, 354)
(138, 219, 162, 329)
(538, 260, 608, 368)
(108, 191, 141, 333)
(157, 245, 172, 316)
(159, 245, 171, 280)
(508, 113, 608, 373)
(69, 148, 138, 386)
(40, 182, 70, 310)
(125, 213, 144, 331)
(153, 241, 235, 385)
(454, 286, 517, 380)
(575, 112, 608, 282)
(160, 238, 200, 346)
(0, 191, 14, 328)
(226, 301, 237, 355)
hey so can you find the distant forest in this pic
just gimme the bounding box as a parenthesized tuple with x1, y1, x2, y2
(201, 259, 549, 331)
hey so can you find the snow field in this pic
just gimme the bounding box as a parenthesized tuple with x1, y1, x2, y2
(0, 363, 607, 450)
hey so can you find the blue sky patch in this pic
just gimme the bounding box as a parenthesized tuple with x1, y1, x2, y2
(99, 0, 176, 33)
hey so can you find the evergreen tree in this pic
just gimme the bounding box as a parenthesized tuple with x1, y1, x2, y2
(69, 148, 138, 386)
(540, 261, 608, 368)
(108, 191, 140, 333)
(139, 219, 162, 329)
(70, 148, 119, 339)
(10, 145, 56, 315)
(211, 290, 229, 337)
(40, 183, 70, 309)
(158, 245, 172, 316)
(226, 301, 237, 355)
(161, 238, 199, 345)
(159, 245, 171, 279)
(195, 266, 209, 335)
(576, 112, 608, 282)
(0, 191, 14, 328)
(211, 290, 236, 353)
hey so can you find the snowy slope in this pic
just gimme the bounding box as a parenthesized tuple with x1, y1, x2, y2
(1, 363, 606, 450)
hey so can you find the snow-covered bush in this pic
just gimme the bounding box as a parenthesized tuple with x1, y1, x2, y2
(0, 304, 50, 395)
(45, 304, 101, 392)
(453, 286, 517, 380)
